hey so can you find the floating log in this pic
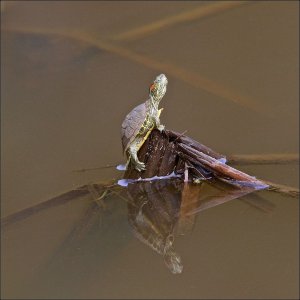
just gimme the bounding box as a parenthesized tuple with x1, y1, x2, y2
(124, 129, 268, 190)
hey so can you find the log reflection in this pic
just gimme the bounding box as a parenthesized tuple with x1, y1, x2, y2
(124, 178, 263, 274)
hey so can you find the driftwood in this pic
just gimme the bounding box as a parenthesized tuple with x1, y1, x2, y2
(125, 129, 224, 179)
(124, 129, 268, 190)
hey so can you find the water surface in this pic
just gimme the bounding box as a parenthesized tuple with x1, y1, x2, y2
(1, 1, 299, 299)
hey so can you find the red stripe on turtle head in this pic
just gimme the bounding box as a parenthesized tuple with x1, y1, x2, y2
(149, 83, 156, 93)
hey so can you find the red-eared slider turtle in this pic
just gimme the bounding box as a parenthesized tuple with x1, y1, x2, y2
(121, 74, 168, 172)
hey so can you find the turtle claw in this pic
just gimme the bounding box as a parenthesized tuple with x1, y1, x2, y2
(157, 124, 165, 132)
(135, 161, 146, 172)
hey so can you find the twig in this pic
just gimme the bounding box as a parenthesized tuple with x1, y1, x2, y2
(227, 153, 299, 165)
(172, 130, 188, 143)
(72, 164, 120, 173)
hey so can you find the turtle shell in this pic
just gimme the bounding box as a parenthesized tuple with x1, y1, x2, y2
(121, 100, 149, 153)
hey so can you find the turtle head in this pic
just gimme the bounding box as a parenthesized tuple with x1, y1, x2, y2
(149, 73, 168, 103)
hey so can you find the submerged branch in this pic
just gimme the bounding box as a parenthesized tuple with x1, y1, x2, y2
(0, 181, 118, 228)
(264, 180, 299, 198)
(3, 26, 262, 112)
(1, 188, 89, 227)
(113, 1, 248, 41)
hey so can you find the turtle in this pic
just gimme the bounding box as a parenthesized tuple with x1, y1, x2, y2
(121, 73, 168, 172)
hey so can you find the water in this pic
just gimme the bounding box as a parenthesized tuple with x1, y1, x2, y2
(1, 1, 299, 298)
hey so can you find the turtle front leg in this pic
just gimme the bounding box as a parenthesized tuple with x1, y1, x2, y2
(154, 109, 165, 132)
(128, 143, 146, 172)
(154, 116, 165, 132)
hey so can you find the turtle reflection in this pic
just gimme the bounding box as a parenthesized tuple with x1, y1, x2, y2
(126, 179, 183, 274)
(125, 178, 263, 274)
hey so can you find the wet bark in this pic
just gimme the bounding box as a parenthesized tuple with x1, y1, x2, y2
(124, 129, 268, 189)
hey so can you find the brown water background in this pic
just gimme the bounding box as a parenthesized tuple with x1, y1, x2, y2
(1, 1, 299, 299)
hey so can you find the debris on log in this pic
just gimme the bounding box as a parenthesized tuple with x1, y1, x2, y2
(124, 129, 269, 190)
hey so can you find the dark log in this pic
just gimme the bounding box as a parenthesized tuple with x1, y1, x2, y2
(124, 129, 268, 190)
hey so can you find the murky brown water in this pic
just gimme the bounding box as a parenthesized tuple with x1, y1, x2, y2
(1, 1, 299, 299)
